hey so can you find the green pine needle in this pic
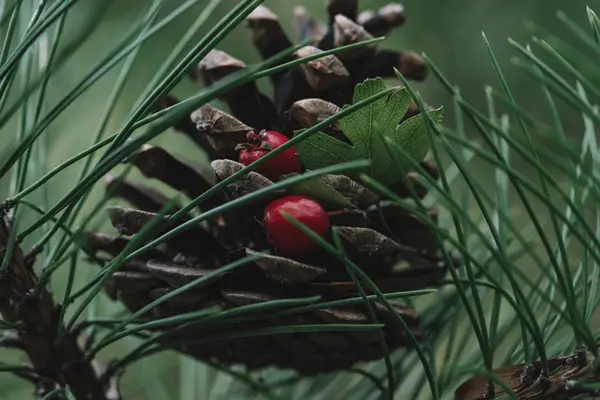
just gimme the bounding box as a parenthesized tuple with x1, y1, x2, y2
(1, 2, 600, 399)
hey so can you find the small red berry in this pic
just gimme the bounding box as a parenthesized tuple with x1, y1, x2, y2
(238, 130, 301, 181)
(238, 144, 269, 168)
(255, 130, 289, 149)
(264, 195, 330, 254)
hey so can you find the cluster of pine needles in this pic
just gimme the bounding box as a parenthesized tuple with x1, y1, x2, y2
(0, 0, 599, 399)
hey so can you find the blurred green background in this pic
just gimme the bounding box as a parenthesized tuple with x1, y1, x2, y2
(0, 0, 594, 398)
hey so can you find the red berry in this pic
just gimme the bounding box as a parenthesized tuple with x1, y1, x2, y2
(239, 130, 301, 181)
(264, 195, 330, 254)
(257, 130, 289, 149)
(238, 144, 269, 167)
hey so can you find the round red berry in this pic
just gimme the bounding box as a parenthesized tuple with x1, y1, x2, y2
(263, 195, 330, 254)
(257, 130, 289, 149)
(239, 130, 301, 181)
(238, 144, 269, 168)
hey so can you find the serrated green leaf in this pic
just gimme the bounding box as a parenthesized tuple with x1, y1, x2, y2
(292, 131, 359, 170)
(283, 173, 356, 209)
(387, 108, 443, 172)
(295, 77, 440, 185)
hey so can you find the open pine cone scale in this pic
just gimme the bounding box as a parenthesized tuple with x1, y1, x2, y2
(87, 1, 455, 375)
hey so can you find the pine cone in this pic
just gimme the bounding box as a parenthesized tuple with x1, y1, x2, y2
(86, 1, 452, 375)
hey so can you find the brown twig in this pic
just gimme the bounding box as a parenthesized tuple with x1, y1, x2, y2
(455, 350, 600, 400)
(0, 214, 116, 399)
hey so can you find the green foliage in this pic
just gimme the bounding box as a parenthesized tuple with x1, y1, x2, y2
(295, 77, 441, 185)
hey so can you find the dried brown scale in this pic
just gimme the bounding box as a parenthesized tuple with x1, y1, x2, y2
(190, 103, 253, 159)
(286, 98, 348, 143)
(104, 174, 176, 214)
(293, 6, 327, 45)
(273, 46, 352, 118)
(245, 249, 327, 284)
(193, 50, 277, 129)
(287, 98, 341, 130)
(349, 50, 428, 84)
(420, 159, 440, 180)
(327, 209, 368, 227)
(151, 94, 197, 136)
(111, 271, 162, 292)
(107, 206, 163, 237)
(146, 260, 225, 286)
(357, 11, 375, 26)
(296, 46, 350, 92)
(332, 14, 376, 61)
(132, 145, 214, 197)
(276, 73, 341, 131)
(245, 5, 294, 84)
(326, 0, 358, 24)
(107, 206, 226, 263)
(151, 94, 219, 159)
(197, 49, 246, 80)
(335, 226, 400, 255)
(367, 203, 438, 232)
(397, 51, 428, 82)
(359, 3, 406, 37)
(148, 287, 208, 306)
(390, 171, 430, 199)
(379, 3, 406, 24)
(311, 268, 446, 296)
(130, 144, 230, 217)
(319, 173, 379, 206)
(211, 159, 280, 202)
(366, 203, 439, 255)
(80, 232, 168, 262)
(80, 232, 129, 257)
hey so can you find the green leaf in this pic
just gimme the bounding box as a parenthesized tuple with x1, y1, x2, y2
(283, 173, 356, 209)
(388, 108, 443, 172)
(295, 77, 441, 185)
(292, 131, 359, 170)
